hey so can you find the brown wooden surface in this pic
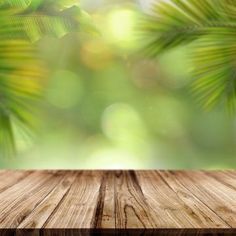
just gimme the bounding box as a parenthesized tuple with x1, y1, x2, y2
(0, 170, 235, 235)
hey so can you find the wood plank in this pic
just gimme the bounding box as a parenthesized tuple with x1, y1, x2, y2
(18, 171, 77, 229)
(158, 170, 229, 228)
(136, 170, 199, 228)
(0, 170, 233, 235)
(208, 171, 236, 191)
(0, 170, 31, 193)
(94, 171, 115, 229)
(44, 171, 103, 228)
(0, 170, 65, 228)
(172, 170, 236, 227)
(114, 170, 157, 229)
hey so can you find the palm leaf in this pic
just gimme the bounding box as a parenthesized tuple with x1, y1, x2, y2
(191, 32, 236, 111)
(0, 0, 92, 157)
(0, 110, 15, 157)
(142, 0, 236, 111)
(0, 4, 96, 42)
(0, 38, 45, 157)
(1, 0, 31, 8)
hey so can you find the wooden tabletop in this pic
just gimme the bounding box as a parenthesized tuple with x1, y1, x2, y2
(0, 170, 235, 235)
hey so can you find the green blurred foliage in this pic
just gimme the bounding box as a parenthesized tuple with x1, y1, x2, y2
(0, 0, 235, 169)
(142, 0, 236, 112)
(0, 0, 93, 157)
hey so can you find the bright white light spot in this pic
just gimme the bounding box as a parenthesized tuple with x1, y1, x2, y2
(107, 9, 135, 43)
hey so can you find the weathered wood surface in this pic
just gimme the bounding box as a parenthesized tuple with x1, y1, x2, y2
(0, 170, 234, 235)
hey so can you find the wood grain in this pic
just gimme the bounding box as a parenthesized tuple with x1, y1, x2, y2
(44, 170, 103, 228)
(0, 170, 234, 235)
(114, 171, 157, 229)
(158, 171, 229, 228)
(172, 171, 236, 228)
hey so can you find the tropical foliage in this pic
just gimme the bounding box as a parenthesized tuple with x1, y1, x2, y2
(141, 0, 236, 111)
(0, 0, 89, 157)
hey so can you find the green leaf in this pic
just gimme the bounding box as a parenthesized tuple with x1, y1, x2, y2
(0, 0, 95, 157)
(0, 110, 15, 158)
(3, 0, 31, 8)
(141, 0, 236, 110)
(0, 38, 45, 157)
(191, 32, 236, 112)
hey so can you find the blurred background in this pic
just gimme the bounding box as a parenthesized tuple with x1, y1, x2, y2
(1, 0, 236, 169)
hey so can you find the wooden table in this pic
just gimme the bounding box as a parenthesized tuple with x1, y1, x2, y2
(0, 170, 235, 235)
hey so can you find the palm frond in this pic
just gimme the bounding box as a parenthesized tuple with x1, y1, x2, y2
(16, 15, 77, 42)
(1, 0, 31, 8)
(142, 0, 236, 111)
(2, 0, 78, 10)
(0, 1, 93, 157)
(0, 110, 15, 157)
(190, 31, 236, 111)
(0, 10, 79, 42)
(0, 39, 45, 157)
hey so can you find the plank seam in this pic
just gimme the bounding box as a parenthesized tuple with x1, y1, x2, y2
(15, 173, 67, 228)
(92, 171, 107, 228)
(0, 171, 33, 195)
(156, 172, 200, 228)
(0, 172, 62, 226)
(173, 172, 232, 228)
(158, 171, 231, 228)
(18, 172, 72, 228)
(204, 171, 236, 192)
(41, 171, 81, 228)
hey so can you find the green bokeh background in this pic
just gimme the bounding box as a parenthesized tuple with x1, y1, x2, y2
(2, 0, 236, 169)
